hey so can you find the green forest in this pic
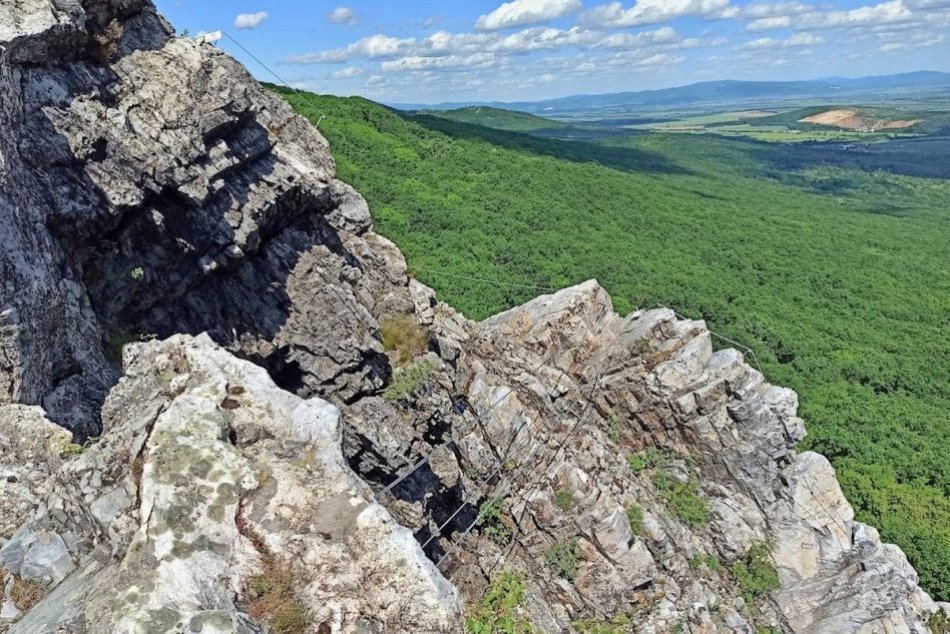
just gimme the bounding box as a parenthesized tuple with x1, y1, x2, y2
(267, 85, 950, 600)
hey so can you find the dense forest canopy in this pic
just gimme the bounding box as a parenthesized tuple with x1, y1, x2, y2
(267, 84, 950, 600)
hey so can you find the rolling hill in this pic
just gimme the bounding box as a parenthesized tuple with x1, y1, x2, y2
(390, 71, 950, 118)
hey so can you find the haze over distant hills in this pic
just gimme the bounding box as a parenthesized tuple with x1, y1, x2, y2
(391, 71, 950, 117)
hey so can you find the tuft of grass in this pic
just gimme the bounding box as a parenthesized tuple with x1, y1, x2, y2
(689, 554, 723, 572)
(380, 314, 428, 366)
(573, 614, 631, 634)
(466, 573, 535, 634)
(60, 436, 100, 459)
(383, 358, 435, 401)
(129, 266, 145, 281)
(246, 560, 308, 634)
(554, 489, 574, 511)
(732, 543, 781, 603)
(545, 538, 581, 581)
(10, 575, 47, 612)
(626, 504, 645, 537)
(652, 472, 709, 529)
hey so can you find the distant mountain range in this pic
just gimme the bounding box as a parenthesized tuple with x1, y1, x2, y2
(390, 71, 950, 116)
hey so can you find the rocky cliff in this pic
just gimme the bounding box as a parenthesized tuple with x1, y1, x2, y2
(0, 1, 946, 633)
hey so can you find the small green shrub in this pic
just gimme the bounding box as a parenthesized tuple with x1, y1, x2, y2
(732, 543, 781, 603)
(653, 473, 709, 528)
(466, 573, 535, 634)
(129, 266, 145, 281)
(607, 413, 622, 444)
(383, 359, 435, 401)
(545, 539, 581, 581)
(628, 447, 672, 474)
(572, 614, 630, 634)
(554, 489, 574, 511)
(60, 436, 100, 459)
(380, 314, 428, 366)
(626, 504, 645, 536)
(477, 496, 513, 542)
(689, 554, 722, 572)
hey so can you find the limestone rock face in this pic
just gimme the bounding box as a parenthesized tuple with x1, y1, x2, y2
(1, 335, 460, 634)
(0, 1, 946, 633)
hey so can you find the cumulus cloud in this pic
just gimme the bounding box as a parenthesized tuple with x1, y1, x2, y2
(234, 11, 268, 30)
(330, 66, 363, 79)
(328, 6, 358, 25)
(476, 0, 583, 31)
(283, 25, 693, 66)
(582, 0, 739, 28)
(744, 0, 926, 31)
(742, 32, 823, 47)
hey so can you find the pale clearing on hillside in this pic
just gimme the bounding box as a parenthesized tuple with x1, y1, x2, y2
(800, 109, 922, 131)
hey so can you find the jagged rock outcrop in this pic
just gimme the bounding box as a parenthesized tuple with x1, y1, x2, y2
(0, 1, 947, 633)
(1, 0, 406, 438)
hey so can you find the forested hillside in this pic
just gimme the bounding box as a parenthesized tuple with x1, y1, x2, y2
(267, 85, 950, 599)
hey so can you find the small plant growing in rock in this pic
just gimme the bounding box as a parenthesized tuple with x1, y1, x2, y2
(245, 559, 308, 634)
(380, 314, 428, 366)
(554, 489, 574, 511)
(129, 266, 145, 281)
(928, 611, 950, 634)
(572, 614, 631, 634)
(466, 573, 535, 634)
(544, 538, 581, 581)
(60, 436, 100, 459)
(652, 473, 709, 529)
(383, 358, 435, 401)
(626, 504, 645, 537)
(628, 447, 671, 474)
(607, 413, 622, 444)
(90, 19, 124, 63)
(9, 575, 47, 612)
(689, 554, 722, 572)
(477, 496, 513, 542)
(731, 543, 781, 603)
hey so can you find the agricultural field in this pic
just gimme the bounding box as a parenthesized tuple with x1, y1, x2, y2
(623, 102, 950, 143)
(268, 85, 950, 600)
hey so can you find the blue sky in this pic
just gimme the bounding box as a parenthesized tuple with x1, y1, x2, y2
(154, 0, 950, 103)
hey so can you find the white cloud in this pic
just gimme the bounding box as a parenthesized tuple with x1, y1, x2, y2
(328, 6, 358, 25)
(744, 2, 811, 19)
(283, 25, 694, 65)
(742, 31, 823, 47)
(234, 11, 268, 30)
(879, 41, 905, 51)
(476, 0, 583, 31)
(330, 66, 363, 79)
(747, 16, 792, 30)
(582, 0, 739, 28)
(744, 0, 926, 31)
(382, 53, 502, 72)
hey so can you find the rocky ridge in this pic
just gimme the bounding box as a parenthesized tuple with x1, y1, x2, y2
(0, 1, 947, 633)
